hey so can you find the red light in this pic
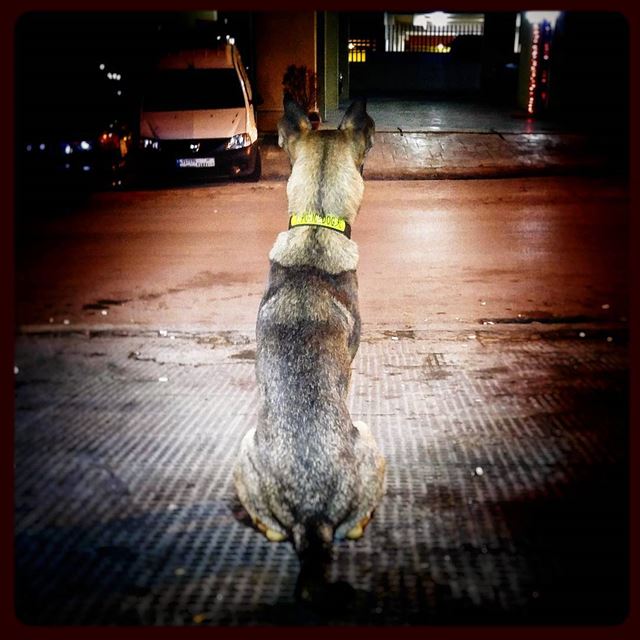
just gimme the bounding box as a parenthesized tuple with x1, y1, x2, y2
(99, 132, 120, 149)
(527, 23, 540, 114)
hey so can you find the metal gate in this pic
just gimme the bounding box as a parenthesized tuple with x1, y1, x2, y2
(384, 20, 484, 54)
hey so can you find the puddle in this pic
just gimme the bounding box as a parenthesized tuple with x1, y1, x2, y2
(383, 329, 416, 339)
(83, 299, 129, 311)
(230, 349, 256, 361)
(479, 314, 600, 325)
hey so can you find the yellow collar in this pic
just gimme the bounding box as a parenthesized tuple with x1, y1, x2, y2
(288, 212, 351, 238)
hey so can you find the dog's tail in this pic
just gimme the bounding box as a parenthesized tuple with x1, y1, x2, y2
(292, 518, 334, 604)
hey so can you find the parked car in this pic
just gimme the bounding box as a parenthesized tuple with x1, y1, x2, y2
(16, 56, 134, 195)
(137, 43, 261, 182)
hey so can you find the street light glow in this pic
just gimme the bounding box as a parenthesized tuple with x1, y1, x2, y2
(427, 12, 450, 28)
(524, 11, 561, 28)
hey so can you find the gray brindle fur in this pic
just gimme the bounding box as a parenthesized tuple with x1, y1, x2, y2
(233, 96, 386, 599)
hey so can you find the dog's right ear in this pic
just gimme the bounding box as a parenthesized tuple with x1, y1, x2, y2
(339, 97, 375, 170)
(277, 93, 312, 152)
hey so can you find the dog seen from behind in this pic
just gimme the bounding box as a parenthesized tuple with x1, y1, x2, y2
(234, 95, 386, 605)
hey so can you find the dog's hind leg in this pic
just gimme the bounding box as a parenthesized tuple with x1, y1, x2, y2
(335, 420, 386, 540)
(233, 428, 288, 542)
(353, 420, 377, 448)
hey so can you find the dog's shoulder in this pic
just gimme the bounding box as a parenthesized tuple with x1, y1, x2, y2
(262, 260, 358, 304)
(269, 228, 359, 274)
(258, 260, 360, 341)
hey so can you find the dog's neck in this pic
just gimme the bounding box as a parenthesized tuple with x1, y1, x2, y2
(269, 144, 365, 274)
(285, 152, 365, 226)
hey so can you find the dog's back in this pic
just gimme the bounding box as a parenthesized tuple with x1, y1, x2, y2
(255, 262, 360, 521)
(234, 97, 385, 602)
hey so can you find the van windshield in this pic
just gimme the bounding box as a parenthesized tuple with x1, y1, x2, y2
(144, 69, 246, 111)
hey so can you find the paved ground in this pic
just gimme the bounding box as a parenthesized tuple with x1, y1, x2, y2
(262, 131, 621, 181)
(261, 97, 627, 180)
(14, 325, 628, 626)
(15, 178, 628, 331)
(323, 96, 614, 134)
(13, 174, 630, 626)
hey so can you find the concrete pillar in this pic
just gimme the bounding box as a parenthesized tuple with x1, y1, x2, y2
(321, 11, 340, 118)
(254, 12, 316, 132)
(517, 14, 532, 112)
(338, 13, 350, 102)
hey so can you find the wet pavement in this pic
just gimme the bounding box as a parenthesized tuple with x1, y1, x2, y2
(262, 131, 621, 181)
(14, 325, 628, 625)
(15, 178, 628, 332)
(261, 97, 626, 180)
(324, 97, 559, 134)
(324, 96, 602, 134)
(13, 173, 629, 625)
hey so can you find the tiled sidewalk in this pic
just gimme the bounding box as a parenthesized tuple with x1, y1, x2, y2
(260, 98, 624, 180)
(14, 327, 628, 625)
(363, 131, 615, 179)
(261, 131, 619, 180)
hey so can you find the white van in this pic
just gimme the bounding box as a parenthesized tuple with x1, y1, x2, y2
(139, 44, 260, 180)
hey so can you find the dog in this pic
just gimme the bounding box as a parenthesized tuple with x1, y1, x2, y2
(233, 95, 386, 604)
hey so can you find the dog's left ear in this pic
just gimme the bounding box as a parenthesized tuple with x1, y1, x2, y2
(339, 97, 375, 157)
(278, 92, 312, 153)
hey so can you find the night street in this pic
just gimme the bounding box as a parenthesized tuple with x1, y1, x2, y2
(14, 176, 629, 624)
(15, 177, 628, 332)
(9, 7, 631, 631)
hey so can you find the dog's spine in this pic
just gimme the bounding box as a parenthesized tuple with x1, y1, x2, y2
(292, 518, 334, 603)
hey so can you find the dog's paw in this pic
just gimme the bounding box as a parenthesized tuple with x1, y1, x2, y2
(345, 524, 364, 540)
(265, 528, 287, 542)
(253, 518, 267, 534)
(345, 513, 372, 540)
(254, 517, 287, 542)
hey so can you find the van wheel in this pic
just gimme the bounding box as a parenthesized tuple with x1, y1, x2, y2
(245, 149, 261, 182)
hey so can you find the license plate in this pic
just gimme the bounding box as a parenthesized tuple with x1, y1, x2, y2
(176, 157, 216, 168)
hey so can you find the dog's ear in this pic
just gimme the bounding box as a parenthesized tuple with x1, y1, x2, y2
(339, 97, 375, 158)
(277, 92, 312, 151)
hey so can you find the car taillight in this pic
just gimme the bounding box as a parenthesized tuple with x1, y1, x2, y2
(100, 132, 131, 157)
(99, 132, 120, 150)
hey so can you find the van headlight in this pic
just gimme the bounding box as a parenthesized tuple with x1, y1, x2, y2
(225, 133, 251, 150)
(140, 138, 161, 151)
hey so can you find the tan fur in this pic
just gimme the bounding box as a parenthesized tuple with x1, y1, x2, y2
(268, 227, 359, 273)
(269, 128, 368, 274)
(286, 132, 366, 225)
(260, 276, 356, 332)
(234, 97, 383, 603)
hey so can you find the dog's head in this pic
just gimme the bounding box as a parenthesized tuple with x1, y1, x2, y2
(277, 95, 375, 224)
(278, 94, 374, 169)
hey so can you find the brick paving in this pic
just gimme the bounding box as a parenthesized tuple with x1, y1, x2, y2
(14, 326, 628, 625)
(261, 98, 625, 180)
(365, 132, 613, 179)
(262, 131, 619, 181)
(324, 97, 567, 134)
